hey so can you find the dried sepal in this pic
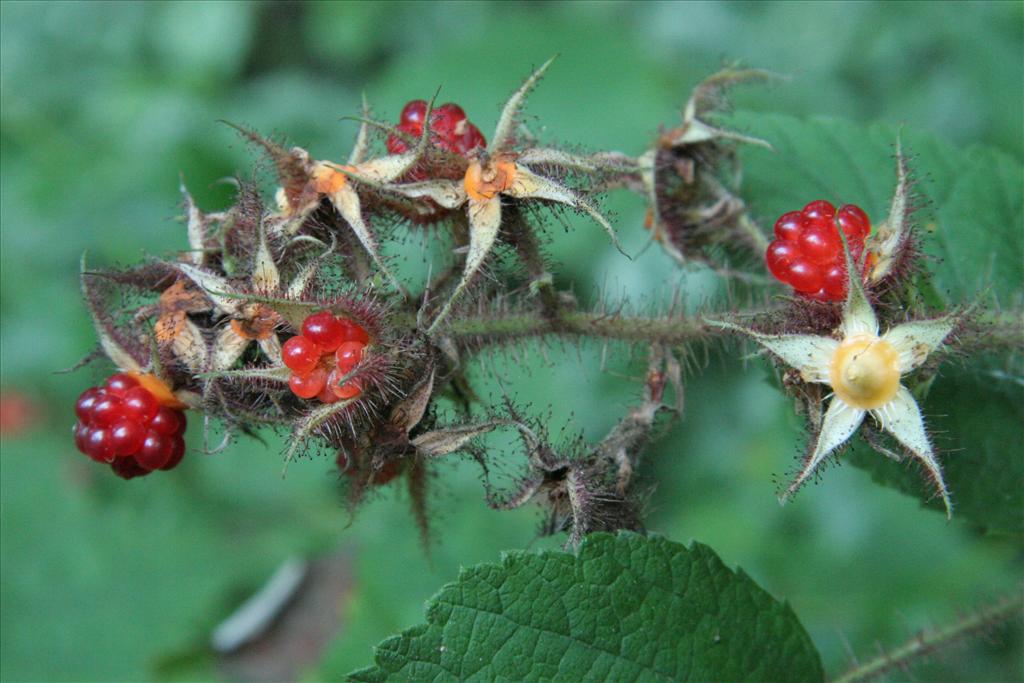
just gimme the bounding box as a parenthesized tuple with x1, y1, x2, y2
(199, 365, 292, 384)
(868, 139, 917, 285)
(388, 368, 435, 435)
(80, 255, 144, 374)
(516, 147, 599, 173)
(180, 179, 223, 266)
(211, 326, 251, 371)
(172, 318, 209, 373)
(642, 68, 771, 266)
(411, 419, 518, 457)
(490, 55, 557, 153)
(250, 225, 280, 294)
(283, 398, 361, 471)
(175, 263, 242, 316)
(384, 179, 467, 209)
(508, 164, 624, 254)
(669, 66, 773, 149)
(223, 122, 316, 214)
(347, 93, 372, 166)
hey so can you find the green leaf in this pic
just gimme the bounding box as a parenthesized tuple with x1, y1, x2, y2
(348, 533, 824, 682)
(733, 112, 1024, 532)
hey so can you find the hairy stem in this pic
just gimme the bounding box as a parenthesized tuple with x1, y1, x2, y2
(830, 592, 1024, 683)
(504, 205, 562, 320)
(434, 306, 1023, 353)
(444, 309, 709, 346)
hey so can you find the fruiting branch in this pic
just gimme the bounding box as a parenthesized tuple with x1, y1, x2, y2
(440, 307, 1022, 352)
(830, 591, 1024, 683)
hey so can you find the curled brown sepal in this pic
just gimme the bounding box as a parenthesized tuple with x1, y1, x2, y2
(663, 66, 774, 149)
(80, 254, 147, 375)
(80, 255, 203, 409)
(641, 67, 773, 266)
(410, 418, 525, 458)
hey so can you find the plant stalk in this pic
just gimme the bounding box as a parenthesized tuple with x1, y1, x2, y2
(830, 591, 1023, 683)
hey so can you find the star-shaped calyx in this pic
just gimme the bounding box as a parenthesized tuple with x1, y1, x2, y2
(230, 96, 435, 294)
(709, 240, 961, 517)
(175, 222, 319, 373)
(379, 57, 625, 332)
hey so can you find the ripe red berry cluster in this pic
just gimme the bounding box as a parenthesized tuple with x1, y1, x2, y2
(765, 200, 872, 301)
(386, 100, 486, 158)
(73, 373, 187, 479)
(282, 311, 370, 404)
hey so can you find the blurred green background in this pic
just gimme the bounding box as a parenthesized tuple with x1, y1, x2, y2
(2, 2, 1021, 681)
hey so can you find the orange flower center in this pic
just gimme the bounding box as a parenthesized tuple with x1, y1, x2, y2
(312, 164, 353, 195)
(464, 158, 517, 201)
(231, 304, 281, 340)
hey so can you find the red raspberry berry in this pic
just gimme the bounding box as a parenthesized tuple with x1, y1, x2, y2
(802, 200, 835, 221)
(110, 457, 150, 480)
(73, 422, 90, 452)
(338, 318, 370, 345)
(316, 381, 343, 404)
(455, 123, 486, 155)
(90, 394, 126, 427)
(773, 211, 802, 242)
(822, 263, 849, 299)
(110, 419, 146, 457)
(282, 335, 321, 374)
(798, 225, 841, 265)
(837, 204, 870, 240)
(386, 99, 487, 159)
(787, 260, 823, 293)
(136, 431, 173, 470)
(431, 103, 466, 129)
(399, 99, 427, 127)
(75, 387, 103, 422)
(73, 373, 188, 476)
(766, 241, 798, 281)
(83, 426, 115, 462)
(149, 406, 185, 436)
(334, 341, 364, 374)
(104, 373, 139, 396)
(764, 200, 872, 301)
(326, 368, 362, 400)
(160, 436, 186, 470)
(302, 311, 346, 352)
(122, 386, 158, 423)
(289, 367, 327, 399)
(386, 121, 420, 155)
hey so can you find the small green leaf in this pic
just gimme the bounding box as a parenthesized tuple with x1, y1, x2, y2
(348, 533, 824, 682)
